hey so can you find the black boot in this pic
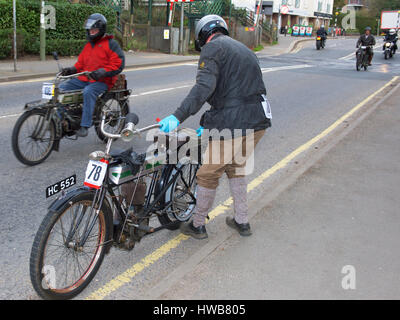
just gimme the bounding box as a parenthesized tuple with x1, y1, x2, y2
(76, 127, 88, 137)
(226, 217, 252, 236)
(180, 220, 208, 239)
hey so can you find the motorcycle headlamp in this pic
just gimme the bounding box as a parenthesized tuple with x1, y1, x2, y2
(386, 42, 391, 47)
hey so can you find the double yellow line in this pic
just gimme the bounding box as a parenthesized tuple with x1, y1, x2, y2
(85, 75, 399, 300)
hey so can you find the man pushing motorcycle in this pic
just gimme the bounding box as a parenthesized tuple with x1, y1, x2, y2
(158, 15, 271, 239)
(60, 13, 125, 137)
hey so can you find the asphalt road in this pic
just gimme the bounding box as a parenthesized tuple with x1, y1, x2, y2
(0, 37, 398, 299)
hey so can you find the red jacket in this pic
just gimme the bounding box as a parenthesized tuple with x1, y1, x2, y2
(74, 35, 125, 90)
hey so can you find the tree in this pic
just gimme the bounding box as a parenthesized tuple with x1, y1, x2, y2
(368, 0, 399, 18)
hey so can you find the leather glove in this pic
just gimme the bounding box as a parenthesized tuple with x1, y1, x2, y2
(196, 126, 204, 137)
(159, 115, 180, 133)
(60, 66, 77, 76)
(90, 68, 107, 81)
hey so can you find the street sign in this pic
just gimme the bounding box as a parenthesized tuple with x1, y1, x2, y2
(281, 5, 289, 15)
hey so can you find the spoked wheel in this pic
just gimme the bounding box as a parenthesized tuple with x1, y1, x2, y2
(95, 96, 129, 142)
(356, 53, 363, 71)
(11, 109, 56, 166)
(158, 162, 199, 230)
(29, 191, 111, 300)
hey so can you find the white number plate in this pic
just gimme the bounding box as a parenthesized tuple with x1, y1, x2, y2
(42, 82, 55, 100)
(84, 159, 108, 189)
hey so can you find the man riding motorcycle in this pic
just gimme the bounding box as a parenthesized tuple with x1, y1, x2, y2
(59, 13, 125, 137)
(383, 28, 398, 53)
(356, 26, 376, 66)
(158, 15, 271, 239)
(316, 25, 328, 46)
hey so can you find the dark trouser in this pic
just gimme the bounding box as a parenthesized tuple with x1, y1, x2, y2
(367, 47, 374, 64)
(59, 78, 108, 127)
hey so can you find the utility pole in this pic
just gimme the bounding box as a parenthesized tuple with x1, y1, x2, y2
(147, 0, 153, 50)
(13, 0, 17, 72)
(40, 0, 46, 61)
(179, 2, 184, 55)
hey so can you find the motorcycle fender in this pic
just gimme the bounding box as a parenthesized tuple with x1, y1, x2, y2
(24, 100, 48, 111)
(48, 186, 114, 254)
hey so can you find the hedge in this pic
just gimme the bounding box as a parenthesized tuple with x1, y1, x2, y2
(0, 0, 117, 58)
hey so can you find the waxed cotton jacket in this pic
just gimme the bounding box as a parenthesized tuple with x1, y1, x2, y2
(173, 34, 271, 133)
(357, 34, 376, 47)
(74, 35, 125, 90)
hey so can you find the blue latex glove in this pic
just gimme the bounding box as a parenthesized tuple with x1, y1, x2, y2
(159, 115, 180, 133)
(196, 126, 204, 137)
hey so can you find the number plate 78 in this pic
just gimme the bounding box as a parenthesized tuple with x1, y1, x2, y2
(84, 159, 108, 189)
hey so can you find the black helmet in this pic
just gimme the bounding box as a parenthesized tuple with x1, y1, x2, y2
(194, 15, 229, 51)
(84, 13, 107, 42)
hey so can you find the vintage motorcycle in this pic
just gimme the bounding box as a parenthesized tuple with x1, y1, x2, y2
(29, 112, 201, 300)
(356, 45, 372, 71)
(11, 53, 130, 166)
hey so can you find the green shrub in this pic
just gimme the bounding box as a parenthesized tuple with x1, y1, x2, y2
(0, 0, 117, 57)
(0, 28, 29, 58)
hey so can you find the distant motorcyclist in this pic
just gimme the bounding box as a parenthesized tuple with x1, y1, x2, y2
(356, 26, 376, 66)
(316, 25, 328, 46)
(383, 29, 398, 52)
(59, 13, 125, 137)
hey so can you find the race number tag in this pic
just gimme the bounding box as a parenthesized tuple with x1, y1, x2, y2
(84, 159, 108, 189)
(261, 94, 272, 119)
(42, 83, 55, 100)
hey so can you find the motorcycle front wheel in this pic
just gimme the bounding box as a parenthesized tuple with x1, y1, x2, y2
(29, 191, 111, 300)
(11, 109, 56, 166)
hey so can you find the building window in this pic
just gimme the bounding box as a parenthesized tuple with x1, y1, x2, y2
(327, 4, 331, 12)
(282, 0, 288, 5)
(318, 1, 322, 11)
(295, 0, 300, 8)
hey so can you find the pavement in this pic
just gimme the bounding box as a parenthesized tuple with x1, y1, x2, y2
(155, 82, 400, 300)
(0, 34, 317, 83)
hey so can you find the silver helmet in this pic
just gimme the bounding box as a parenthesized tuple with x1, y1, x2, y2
(194, 15, 228, 51)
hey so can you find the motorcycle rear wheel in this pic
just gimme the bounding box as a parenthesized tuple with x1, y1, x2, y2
(95, 97, 129, 143)
(11, 109, 56, 166)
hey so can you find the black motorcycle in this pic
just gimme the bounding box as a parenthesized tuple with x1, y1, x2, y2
(356, 45, 371, 71)
(316, 36, 325, 50)
(11, 53, 131, 166)
(29, 113, 200, 299)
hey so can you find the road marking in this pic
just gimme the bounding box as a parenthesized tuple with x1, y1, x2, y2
(261, 64, 312, 73)
(85, 75, 399, 300)
(0, 113, 21, 119)
(130, 85, 192, 98)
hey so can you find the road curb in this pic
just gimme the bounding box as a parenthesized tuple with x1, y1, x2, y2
(0, 58, 199, 84)
(144, 77, 400, 300)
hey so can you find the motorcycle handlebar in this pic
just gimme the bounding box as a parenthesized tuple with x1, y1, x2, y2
(100, 113, 161, 141)
(56, 71, 92, 80)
